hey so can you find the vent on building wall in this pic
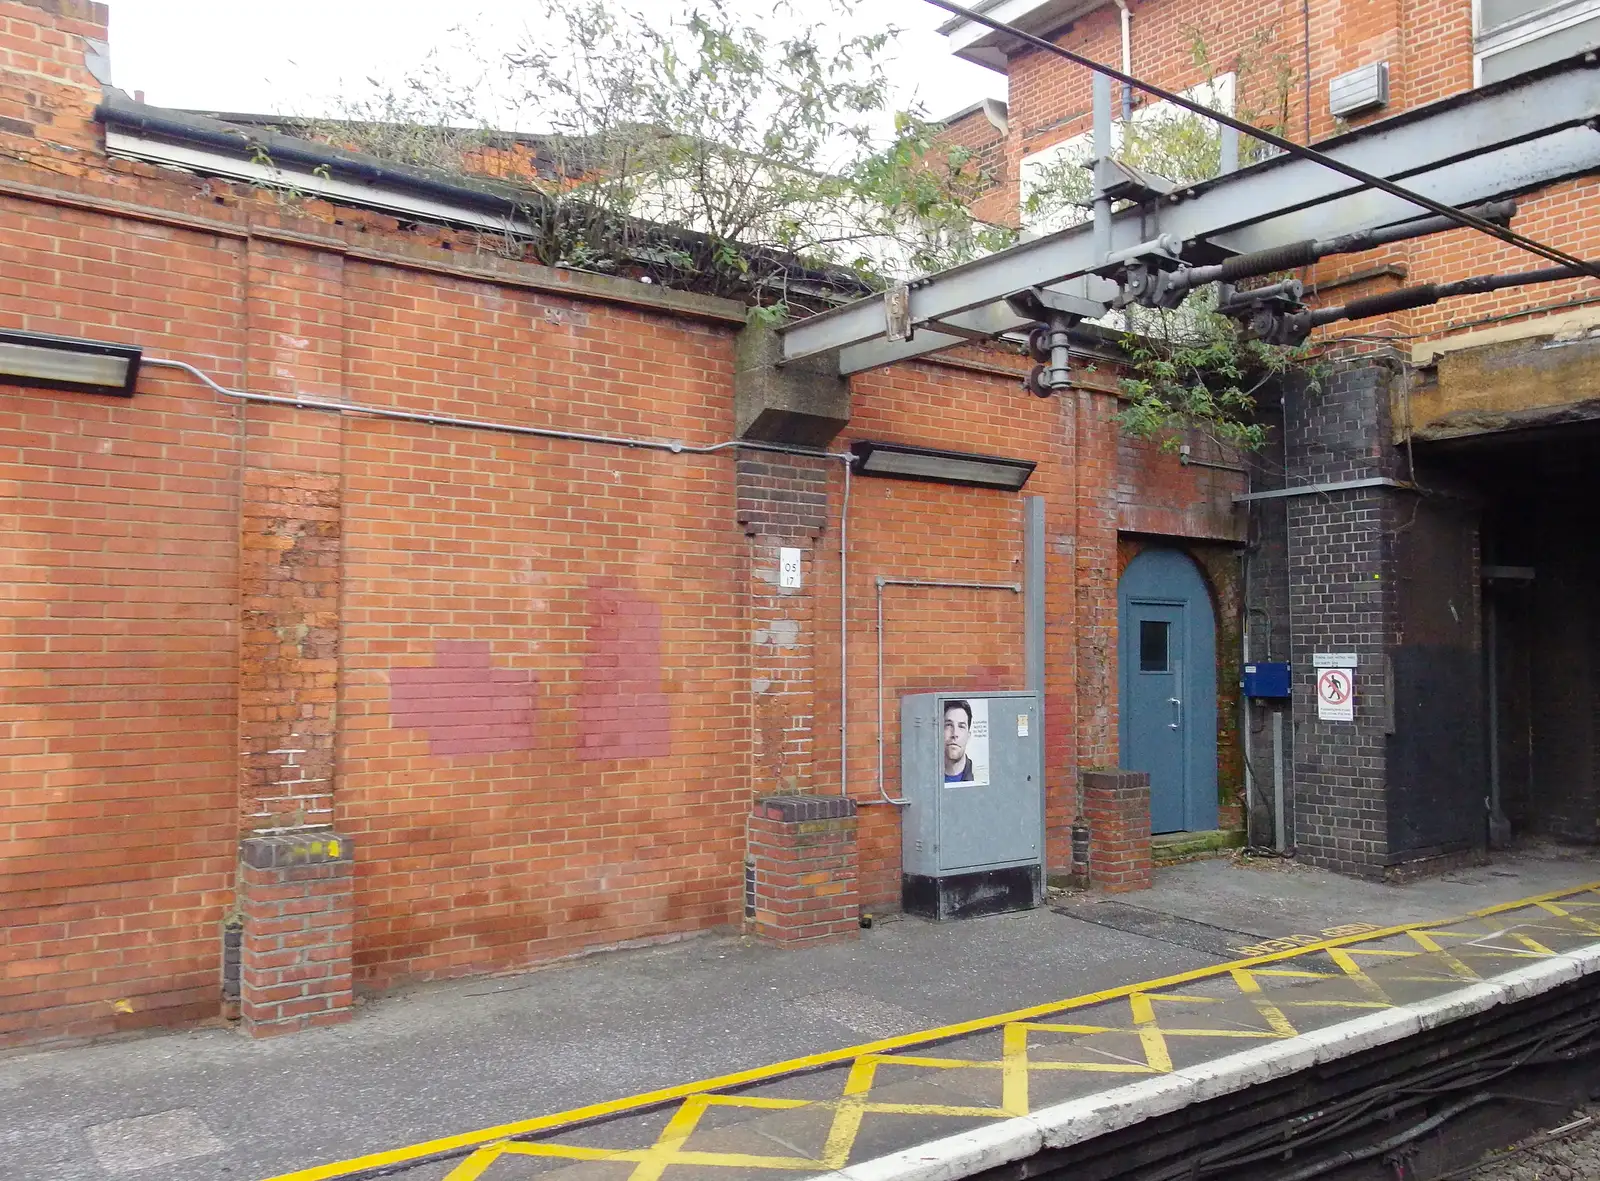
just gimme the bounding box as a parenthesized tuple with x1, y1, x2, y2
(1329, 62, 1390, 118)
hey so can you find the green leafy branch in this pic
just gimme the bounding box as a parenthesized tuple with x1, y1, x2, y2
(1117, 290, 1322, 452)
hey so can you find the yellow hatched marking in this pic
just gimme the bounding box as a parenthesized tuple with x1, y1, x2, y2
(1157, 1029, 1285, 1038)
(1406, 931, 1480, 980)
(1513, 933, 1557, 955)
(442, 1143, 509, 1181)
(633, 1152, 815, 1170)
(1231, 969, 1300, 1038)
(1030, 1061, 1160, 1073)
(1126, 994, 1173, 1074)
(631, 1096, 739, 1181)
(1537, 901, 1600, 935)
(1453, 934, 1549, 958)
(491, 1142, 821, 1170)
(263, 880, 1600, 1181)
(1327, 948, 1393, 1004)
(820, 1058, 877, 1170)
(1001, 1024, 1030, 1115)
(1338, 948, 1418, 958)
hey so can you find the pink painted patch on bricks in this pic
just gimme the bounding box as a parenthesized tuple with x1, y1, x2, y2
(577, 587, 670, 761)
(389, 641, 538, 756)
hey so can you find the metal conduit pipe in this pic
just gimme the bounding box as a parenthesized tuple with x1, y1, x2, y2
(839, 461, 851, 801)
(871, 577, 1023, 807)
(1111, 0, 1133, 121)
(142, 356, 859, 798)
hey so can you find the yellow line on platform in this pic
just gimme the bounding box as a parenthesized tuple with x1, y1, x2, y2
(259, 879, 1600, 1181)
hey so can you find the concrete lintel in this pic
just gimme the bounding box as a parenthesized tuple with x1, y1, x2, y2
(735, 320, 851, 447)
(1412, 394, 1600, 443)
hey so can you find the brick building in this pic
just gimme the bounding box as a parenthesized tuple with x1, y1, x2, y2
(0, 0, 1247, 1046)
(938, 0, 1600, 874)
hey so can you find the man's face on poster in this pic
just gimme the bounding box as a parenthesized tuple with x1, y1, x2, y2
(944, 704, 971, 771)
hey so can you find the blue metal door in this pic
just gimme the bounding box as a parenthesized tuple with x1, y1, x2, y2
(1119, 550, 1218, 834)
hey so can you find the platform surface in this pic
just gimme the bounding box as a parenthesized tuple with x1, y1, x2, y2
(5, 847, 1600, 1181)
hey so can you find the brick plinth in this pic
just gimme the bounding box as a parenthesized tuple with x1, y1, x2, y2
(1083, 770, 1153, 893)
(746, 796, 859, 946)
(237, 833, 355, 1037)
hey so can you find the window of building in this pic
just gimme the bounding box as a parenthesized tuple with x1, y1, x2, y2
(1139, 620, 1171, 672)
(1476, 0, 1600, 84)
(1017, 74, 1235, 235)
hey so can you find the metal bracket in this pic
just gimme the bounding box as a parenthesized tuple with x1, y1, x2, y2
(1006, 285, 1106, 321)
(1092, 156, 1179, 204)
(1021, 310, 1079, 399)
(1217, 279, 1310, 344)
(885, 284, 912, 343)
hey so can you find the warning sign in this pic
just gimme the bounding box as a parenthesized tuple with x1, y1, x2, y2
(1316, 667, 1355, 722)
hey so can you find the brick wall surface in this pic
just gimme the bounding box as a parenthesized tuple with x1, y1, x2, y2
(1284, 363, 1399, 875)
(1082, 769, 1154, 892)
(236, 833, 354, 1037)
(745, 796, 859, 945)
(0, 0, 108, 161)
(1, 0, 1255, 1044)
(935, 105, 1015, 228)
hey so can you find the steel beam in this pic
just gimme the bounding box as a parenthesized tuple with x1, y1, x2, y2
(838, 277, 1114, 374)
(781, 58, 1600, 371)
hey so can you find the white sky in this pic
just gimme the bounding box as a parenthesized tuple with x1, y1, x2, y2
(105, 1, 1007, 127)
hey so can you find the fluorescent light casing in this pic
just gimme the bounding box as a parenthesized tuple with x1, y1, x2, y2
(0, 330, 142, 397)
(849, 440, 1036, 491)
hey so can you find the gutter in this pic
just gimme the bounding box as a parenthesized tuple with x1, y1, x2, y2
(94, 91, 877, 303)
(96, 89, 535, 222)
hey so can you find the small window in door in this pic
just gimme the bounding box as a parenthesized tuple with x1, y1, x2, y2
(1139, 620, 1170, 672)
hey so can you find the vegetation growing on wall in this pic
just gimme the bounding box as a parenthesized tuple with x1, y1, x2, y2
(262, 7, 1319, 447)
(279, 0, 1013, 311)
(1018, 29, 1314, 451)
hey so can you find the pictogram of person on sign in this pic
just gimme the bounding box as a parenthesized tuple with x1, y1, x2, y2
(1316, 667, 1356, 720)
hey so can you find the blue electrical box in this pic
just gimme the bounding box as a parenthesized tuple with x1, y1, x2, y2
(1243, 661, 1291, 698)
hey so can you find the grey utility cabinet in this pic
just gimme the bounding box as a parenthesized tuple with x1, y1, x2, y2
(900, 690, 1043, 920)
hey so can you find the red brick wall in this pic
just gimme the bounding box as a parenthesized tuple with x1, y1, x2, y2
(1083, 769, 1154, 891)
(937, 106, 1016, 228)
(0, 0, 107, 161)
(332, 274, 750, 988)
(0, 0, 1261, 1045)
(745, 797, 859, 945)
(236, 834, 354, 1037)
(0, 191, 242, 1046)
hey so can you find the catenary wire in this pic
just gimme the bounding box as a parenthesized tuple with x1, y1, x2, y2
(922, 0, 1600, 280)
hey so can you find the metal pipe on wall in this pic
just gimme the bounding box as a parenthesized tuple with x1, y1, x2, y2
(1112, 0, 1133, 121)
(839, 461, 851, 799)
(1272, 709, 1287, 852)
(1024, 498, 1048, 866)
(1241, 550, 1255, 842)
(870, 577, 1023, 807)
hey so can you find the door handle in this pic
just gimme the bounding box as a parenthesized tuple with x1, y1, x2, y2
(1168, 696, 1182, 730)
